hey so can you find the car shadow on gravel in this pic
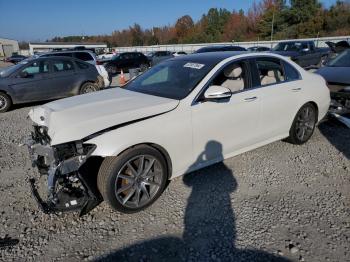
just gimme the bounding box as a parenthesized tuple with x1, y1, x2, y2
(95, 141, 290, 262)
(318, 120, 350, 159)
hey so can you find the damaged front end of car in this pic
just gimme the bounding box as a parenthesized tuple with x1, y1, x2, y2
(27, 125, 102, 216)
(328, 85, 350, 128)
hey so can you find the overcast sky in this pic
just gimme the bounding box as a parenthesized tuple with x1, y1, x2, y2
(0, 0, 339, 41)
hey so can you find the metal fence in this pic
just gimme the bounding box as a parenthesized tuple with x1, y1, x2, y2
(113, 35, 350, 53)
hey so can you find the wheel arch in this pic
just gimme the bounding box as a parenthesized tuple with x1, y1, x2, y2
(110, 142, 173, 180)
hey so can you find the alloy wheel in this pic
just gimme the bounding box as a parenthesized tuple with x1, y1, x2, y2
(0, 95, 7, 111)
(115, 155, 163, 208)
(295, 105, 316, 141)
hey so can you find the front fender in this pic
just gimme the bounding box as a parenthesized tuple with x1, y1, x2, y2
(85, 108, 193, 178)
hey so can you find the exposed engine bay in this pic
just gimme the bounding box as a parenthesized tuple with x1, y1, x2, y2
(328, 84, 350, 128)
(27, 125, 102, 216)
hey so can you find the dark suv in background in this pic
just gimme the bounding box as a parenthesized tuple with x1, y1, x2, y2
(35, 50, 111, 87)
(104, 52, 149, 74)
(146, 51, 174, 66)
(0, 56, 102, 112)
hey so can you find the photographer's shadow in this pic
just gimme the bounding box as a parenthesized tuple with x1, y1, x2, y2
(96, 141, 290, 261)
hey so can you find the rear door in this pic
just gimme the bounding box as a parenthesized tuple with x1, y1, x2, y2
(46, 58, 78, 97)
(253, 57, 302, 139)
(9, 60, 52, 102)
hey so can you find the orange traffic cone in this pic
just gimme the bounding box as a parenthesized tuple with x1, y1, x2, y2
(119, 69, 126, 86)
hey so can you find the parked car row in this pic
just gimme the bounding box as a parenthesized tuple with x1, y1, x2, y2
(1, 39, 348, 114)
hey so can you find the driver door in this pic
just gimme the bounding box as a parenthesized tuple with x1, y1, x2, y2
(9, 60, 51, 102)
(191, 59, 263, 167)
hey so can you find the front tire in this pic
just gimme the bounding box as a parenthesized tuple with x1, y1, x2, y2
(287, 103, 317, 145)
(0, 92, 12, 113)
(97, 145, 168, 213)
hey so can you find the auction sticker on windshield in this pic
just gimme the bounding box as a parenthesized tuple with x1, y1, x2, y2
(184, 62, 205, 69)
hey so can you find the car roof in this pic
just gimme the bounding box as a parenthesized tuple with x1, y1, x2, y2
(171, 51, 292, 65)
(25, 56, 80, 63)
(39, 50, 95, 56)
(172, 51, 246, 64)
(279, 40, 311, 43)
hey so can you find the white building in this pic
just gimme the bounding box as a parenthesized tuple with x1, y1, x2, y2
(0, 37, 20, 57)
(29, 42, 107, 55)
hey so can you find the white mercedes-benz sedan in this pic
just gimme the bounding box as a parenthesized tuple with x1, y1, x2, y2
(27, 52, 330, 215)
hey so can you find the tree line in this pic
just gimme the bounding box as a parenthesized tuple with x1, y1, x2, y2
(49, 0, 350, 47)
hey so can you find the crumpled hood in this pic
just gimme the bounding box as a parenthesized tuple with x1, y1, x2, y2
(29, 88, 179, 145)
(315, 66, 350, 85)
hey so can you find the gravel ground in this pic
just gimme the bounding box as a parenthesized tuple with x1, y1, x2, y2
(0, 61, 349, 262)
(0, 105, 349, 262)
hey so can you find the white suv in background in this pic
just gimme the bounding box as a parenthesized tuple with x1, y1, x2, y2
(38, 50, 111, 88)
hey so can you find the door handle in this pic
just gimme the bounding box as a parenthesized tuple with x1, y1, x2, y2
(244, 96, 257, 102)
(291, 88, 301, 92)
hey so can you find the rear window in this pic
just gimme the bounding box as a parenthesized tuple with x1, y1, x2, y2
(74, 52, 94, 62)
(76, 61, 89, 69)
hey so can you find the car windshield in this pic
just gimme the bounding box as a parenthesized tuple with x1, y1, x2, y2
(327, 50, 350, 67)
(0, 61, 28, 77)
(273, 42, 303, 51)
(125, 59, 215, 100)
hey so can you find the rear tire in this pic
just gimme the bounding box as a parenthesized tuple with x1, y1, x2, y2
(287, 103, 317, 145)
(140, 63, 148, 72)
(318, 55, 328, 67)
(97, 145, 168, 213)
(79, 82, 99, 95)
(106, 65, 117, 75)
(0, 92, 12, 113)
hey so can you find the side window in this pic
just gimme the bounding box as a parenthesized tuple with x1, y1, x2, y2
(74, 52, 94, 62)
(256, 58, 285, 86)
(210, 60, 247, 93)
(283, 61, 300, 81)
(76, 61, 89, 69)
(52, 60, 74, 72)
(21, 61, 50, 75)
(301, 43, 308, 50)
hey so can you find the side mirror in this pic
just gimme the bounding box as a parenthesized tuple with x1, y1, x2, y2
(19, 71, 29, 78)
(204, 85, 232, 100)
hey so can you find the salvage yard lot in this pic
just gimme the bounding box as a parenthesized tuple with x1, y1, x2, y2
(0, 63, 349, 261)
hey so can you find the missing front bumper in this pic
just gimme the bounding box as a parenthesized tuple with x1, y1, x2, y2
(29, 177, 100, 216)
(26, 135, 101, 216)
